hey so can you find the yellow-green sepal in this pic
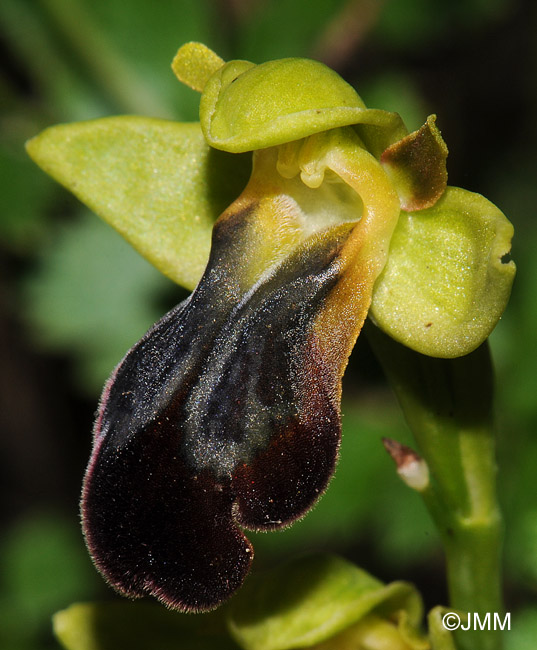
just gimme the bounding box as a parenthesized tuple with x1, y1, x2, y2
(370, 187, 516, 358)
(26, 116, 250, 291)
(200, 57, 407, 153)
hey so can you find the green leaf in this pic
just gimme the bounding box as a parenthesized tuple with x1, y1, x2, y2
(0, 513, 98, 650)
(370, 186, 515, 357)
(0, 144, 54, 252)
(236, 0, 348, 62)
(359, 71, 427, 134)
(227, 554, 423, 650)
(22, 211, 171, 393)
(505, 608, 537, 650)
(39, 0, 220, 119)
(53, 602, 240, 650)
(26, 116, 250, 290)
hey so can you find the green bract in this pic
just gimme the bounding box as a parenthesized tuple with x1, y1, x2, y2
(52, 554, 444, 650)
(27, 41, 515, 358)
(227, 554, 428, 650)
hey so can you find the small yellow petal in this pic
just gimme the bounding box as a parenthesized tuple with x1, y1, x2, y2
(172, 42, 225, 93)
(381, 115, 448, 211)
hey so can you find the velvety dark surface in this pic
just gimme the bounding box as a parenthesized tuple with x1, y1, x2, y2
(82, 207, 354, 611)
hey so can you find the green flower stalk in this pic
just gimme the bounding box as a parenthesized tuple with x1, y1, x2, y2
(27, 40, 514, 636)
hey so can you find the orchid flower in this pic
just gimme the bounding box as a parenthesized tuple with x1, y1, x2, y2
(26, 42, 515, 614)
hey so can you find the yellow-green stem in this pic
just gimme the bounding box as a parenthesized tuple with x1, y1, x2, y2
(366, 323, 504, 650)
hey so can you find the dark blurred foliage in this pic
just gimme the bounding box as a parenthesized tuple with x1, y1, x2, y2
(1, 0, 536, 648)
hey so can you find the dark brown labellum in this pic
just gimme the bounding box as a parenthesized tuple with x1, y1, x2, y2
(82, 206, 356, 612)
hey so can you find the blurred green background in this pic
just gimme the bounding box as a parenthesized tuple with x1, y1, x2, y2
(1, 0, 536, 648)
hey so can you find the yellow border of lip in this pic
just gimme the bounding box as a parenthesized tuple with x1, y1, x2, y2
(308, 130, 400, 387)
